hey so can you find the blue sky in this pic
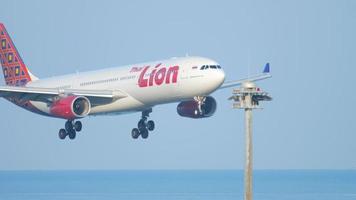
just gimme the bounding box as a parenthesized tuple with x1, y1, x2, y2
(0, 0, 355, 170)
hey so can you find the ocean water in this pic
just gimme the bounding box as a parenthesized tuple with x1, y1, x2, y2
(0, 170, 355, 200)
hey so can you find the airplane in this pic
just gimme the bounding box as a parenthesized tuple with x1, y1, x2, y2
(0, 23, 271, 140)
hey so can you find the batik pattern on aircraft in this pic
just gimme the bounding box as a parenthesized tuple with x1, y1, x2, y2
(0, 23, 31, 86)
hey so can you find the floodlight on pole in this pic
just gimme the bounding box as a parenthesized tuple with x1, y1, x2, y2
(229, 81, 272, 200)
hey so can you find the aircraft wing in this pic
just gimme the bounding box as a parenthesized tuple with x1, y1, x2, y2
(0, 86, 128, 106)
(219, 63, 271, 89)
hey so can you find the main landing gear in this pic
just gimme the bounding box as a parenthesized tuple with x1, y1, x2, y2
(131, 109, 155, 139)
(58, 120, 82, 140)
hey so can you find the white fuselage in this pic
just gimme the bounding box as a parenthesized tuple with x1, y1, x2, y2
(27, 56, 225, 116)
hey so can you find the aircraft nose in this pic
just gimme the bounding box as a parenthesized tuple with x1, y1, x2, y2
(215, 70, 225, 87)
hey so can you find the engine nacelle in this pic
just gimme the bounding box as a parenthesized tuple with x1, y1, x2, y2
(50, 96, 91, 120)
(177, 96, 217, 118)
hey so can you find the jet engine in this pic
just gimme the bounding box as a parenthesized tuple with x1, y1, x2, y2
(177, 96, 217, 118)
(50, 96, 91, 119)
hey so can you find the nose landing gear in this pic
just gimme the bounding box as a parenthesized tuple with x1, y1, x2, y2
(58, 120, 82, 140)
(131, 109, 155, 139)
(194, 96, 206, 115)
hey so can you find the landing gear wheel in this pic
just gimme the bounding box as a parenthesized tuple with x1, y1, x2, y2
(131, 128, 140, 139)
(140, 129, 149, 139)
(131, 109, 153, 140)
(138, 119, 146, 130)
(74, 121, 82, 132)
(65, 121, 73, 132)
(58, 129, 67, 140)
(147, 120, 155, 131)
(59, 120, 83, 140)
(68, 130, 76, 140)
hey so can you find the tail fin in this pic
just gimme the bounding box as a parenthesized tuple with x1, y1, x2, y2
(0, 23, 37, 86)
(263, 63, 270, 73)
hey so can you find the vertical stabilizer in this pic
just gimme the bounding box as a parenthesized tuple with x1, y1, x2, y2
(0, 23, 37, 86)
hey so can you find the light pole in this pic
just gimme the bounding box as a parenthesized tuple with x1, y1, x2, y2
(229, 81, 272, 200)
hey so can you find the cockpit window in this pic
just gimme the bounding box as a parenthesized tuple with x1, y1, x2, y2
(200, 65, 221, 70)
